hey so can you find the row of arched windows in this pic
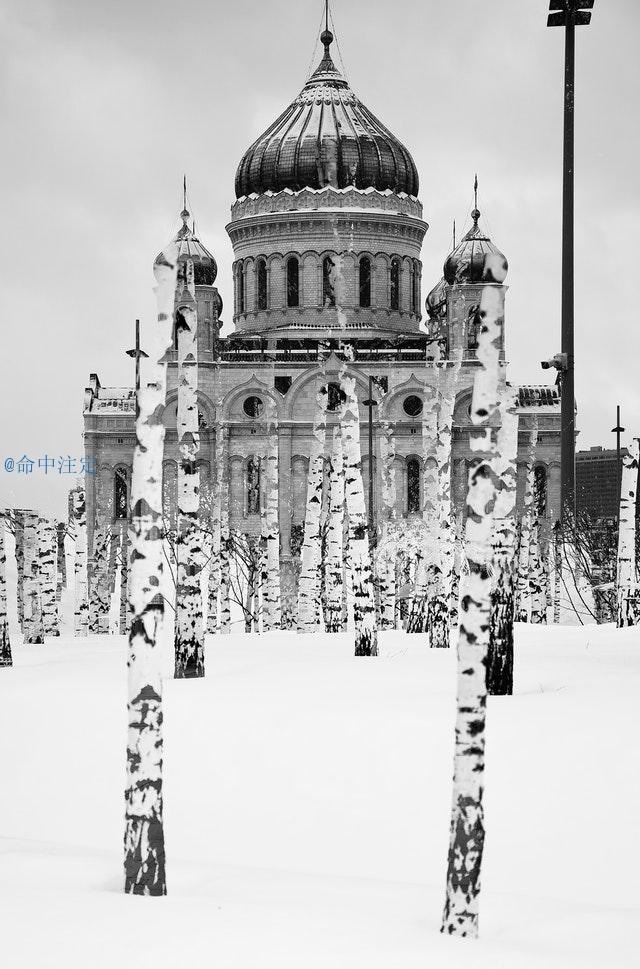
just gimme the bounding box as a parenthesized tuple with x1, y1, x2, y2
(235, 254, 421, 316)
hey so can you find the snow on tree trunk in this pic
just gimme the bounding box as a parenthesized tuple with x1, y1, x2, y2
(0, 515, 12, 667)
(430, 348, 463, 647)
(73, 489, 89, 636)
(218, 424, 231, 634)
(57, 521, 67, 588)
(174, 259, 205, 679)
(40, 518, 59, 637)
(124, 244, 177, 896)
(487, 387, 519, 695)
(297, 382, 328, 632)
(442, 280, 504, 939)
(263, 398, 282, 630)
(616, 440, 640, 627)
(14, 512, 25, 633)
(339, 355, 378, 657)
(23, 512, 44, 645)
(325, 425, 346, 632)
(515, 420, 538, 623)
(408, 359, 440, 635)
(552, 521, 562, 624)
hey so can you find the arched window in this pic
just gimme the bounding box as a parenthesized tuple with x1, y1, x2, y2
(323, 256, 336, 306)
(412, 260, 420, 314)
(534, 466, 547, 517)
(287, 256, 299, 307)
(390, 258, 400, 310)
(114, 468, 128, 520)
(467, 305, 481, 349)
(247, 458, 261, 514)
(238, 262, 245, 315)
(407, 459, 420, 514)
(256, 258, 267, 311)
(359, 256, 371, 308)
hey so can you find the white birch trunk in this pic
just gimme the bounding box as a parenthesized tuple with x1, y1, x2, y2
(529, 506, 547, 624)
(325, 426, 346, 632)
(487, 388, 519, 694)
(73, 489, 89, 636)
(297, 383, 328, 632)
(23, 511, 44, 644)
(15, 512, 25, 633)
(377, 396, 397, 630)
(340, 358, 378, 656)
(430, 348, 463, 647)
(408, 358, 440, 634)
(174, 259, 204, 678)
(119, 522, 128, 635)
(40, 518, 59, 637)
(263, 399, 282, 629)
(616, 441, 640, 627)
(442, 282, 504, 938)
(0, 515, 12, 666)
(124, 244, 177, 896)
(515, 421, 538, 623)
(206, 429, 223, 634)
(218, 424, 232, 633)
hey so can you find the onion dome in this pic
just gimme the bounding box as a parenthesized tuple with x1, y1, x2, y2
(155, 206, 218, 286)
(425, 276, 448, 320)
(443, 208, 508, 285)
(234, 27, 419, 199)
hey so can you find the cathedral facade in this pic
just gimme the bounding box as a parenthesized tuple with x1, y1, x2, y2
(83, 24, 561, 566)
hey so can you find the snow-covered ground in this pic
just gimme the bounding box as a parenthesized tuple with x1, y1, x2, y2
(0, 615, 638, 968)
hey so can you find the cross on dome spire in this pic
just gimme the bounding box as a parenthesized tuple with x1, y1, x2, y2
(472, 174, 480, 226)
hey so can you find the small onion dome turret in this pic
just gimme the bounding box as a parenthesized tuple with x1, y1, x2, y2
(234, 28, 419, 199)
(425, 276, 448, 320)
(155, 207, 218, 286)
(443, 208, 508, 285)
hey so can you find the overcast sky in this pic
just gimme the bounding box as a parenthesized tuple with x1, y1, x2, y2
(1, 0, 638, 517)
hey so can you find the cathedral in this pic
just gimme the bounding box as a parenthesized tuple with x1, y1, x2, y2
(83, 20, 562, 573)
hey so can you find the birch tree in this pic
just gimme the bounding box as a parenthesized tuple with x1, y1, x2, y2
(73, 489, 89, 636)
(339, 356, 378, 656)
(218, 424, 232, 633)
(377, 392, 397, 629)
(14, 511, 25, 634)
(124, 243, 177, 896)
(0, 515, 12, 667)
(407, 368, 439, 634)
(263, 396, 282, 629)
(23, 512, 44, 645)
(325, 425, 346, 632)
(430, 347, 463, 647)
(174, 260, 205, 678)
(40, 518, 59, 637)
(487, 387, 518, 694)
(119, 522, 128, 635)
(206, 427, 224, 634)
(515, 420, 538, 623)
(442, 279, 505, 938)
(297, 382, 328, 632)
(616, 440, 640, 627)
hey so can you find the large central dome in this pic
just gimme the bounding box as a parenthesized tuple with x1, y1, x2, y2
(234, 28, 419, 200)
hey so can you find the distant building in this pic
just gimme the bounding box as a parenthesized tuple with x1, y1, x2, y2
(576, 446, 627, 520)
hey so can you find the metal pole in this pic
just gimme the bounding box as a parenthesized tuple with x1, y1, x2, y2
(560, 15, 576, 519)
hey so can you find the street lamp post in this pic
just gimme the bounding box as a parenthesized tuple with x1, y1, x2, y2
(547, 0, 595, 519)
(612, 405, 625, 520)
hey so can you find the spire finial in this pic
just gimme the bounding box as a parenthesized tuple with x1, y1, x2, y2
(321, 0, 333, 51)
(452, 219, 456, 249)
(181, 174, 189, 225)
(471, 174, 480, 226)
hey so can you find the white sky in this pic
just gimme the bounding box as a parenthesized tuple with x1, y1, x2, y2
(1, 0, 638, 517)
